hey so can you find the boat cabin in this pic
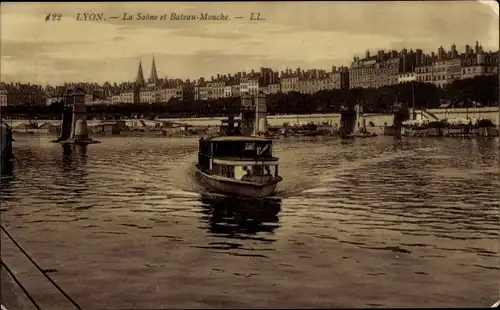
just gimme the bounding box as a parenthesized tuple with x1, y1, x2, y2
(198, 136, 279, 182)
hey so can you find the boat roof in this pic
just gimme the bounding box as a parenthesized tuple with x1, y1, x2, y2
(100, 121, 120, 125)
(206, 136, 272, 143)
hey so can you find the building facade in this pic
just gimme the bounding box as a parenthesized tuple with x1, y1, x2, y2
(349, 53, 376, 89)
(0, 83, 45, 106)
(397, 72, 417, 84)
(2, 42, 497, 106)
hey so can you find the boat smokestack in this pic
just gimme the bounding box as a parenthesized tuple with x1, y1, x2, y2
(240, 93, 256, 136)
(255, 92, 268, 135)
(228, 114, 235, 132)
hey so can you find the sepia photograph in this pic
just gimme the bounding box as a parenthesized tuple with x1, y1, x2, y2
(0, 1, 499, 309)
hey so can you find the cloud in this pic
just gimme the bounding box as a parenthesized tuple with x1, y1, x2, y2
(0, 1, 498, 85)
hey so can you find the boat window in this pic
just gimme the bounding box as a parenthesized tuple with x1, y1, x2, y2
(223, 165, 235, 178)
(263, 165, 276, 177)
(212, 163, 234, 178)
(256, 143, 271, 156)
(234, 166, 246, 180)
(252, 165, 264, 176)
(244, 143, 256, 150)
(213, 141, 273, 158)
(236, 164, 278, 183)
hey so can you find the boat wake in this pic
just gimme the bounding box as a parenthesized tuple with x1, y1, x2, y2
(286, 149, 421, 197)
(301, 187, 335, 194)
(163, 189, 201, 199)
(320, 149, 418, 183)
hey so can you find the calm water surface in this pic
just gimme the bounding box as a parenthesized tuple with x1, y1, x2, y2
(1, 135, 499, 308)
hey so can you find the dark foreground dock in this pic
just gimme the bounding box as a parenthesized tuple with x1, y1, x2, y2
(1, 226, 81, 310)
(1, 263, 37, 310)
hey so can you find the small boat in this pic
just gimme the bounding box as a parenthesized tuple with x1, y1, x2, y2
(195, 135, 283, 198)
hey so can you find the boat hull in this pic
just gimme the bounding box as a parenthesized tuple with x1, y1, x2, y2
(196, 166, 281, 198)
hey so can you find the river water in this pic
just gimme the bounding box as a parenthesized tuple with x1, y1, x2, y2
(1, 135, 499, 308)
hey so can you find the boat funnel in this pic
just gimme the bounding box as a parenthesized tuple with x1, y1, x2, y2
(227, 115, 235, 132)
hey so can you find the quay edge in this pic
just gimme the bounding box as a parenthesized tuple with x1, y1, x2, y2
(0, 264, 36, 310)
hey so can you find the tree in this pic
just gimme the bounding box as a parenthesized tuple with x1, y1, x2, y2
(1, 76, 497, 118)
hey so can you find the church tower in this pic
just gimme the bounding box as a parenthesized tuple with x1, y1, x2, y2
(149, 56, 160, 86)
(135, 61, 145, 87)
(134, 61, 145, 104)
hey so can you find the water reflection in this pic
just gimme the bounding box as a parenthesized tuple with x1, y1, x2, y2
(199, 194, 282, 240)
(59, 144, 89, 201)
(2, 136, 498, 307)
(0, 157, 14, 212)
(473, 138, 498, 163)
(61, 145, 88, 171)
(62, 144, 87, 161)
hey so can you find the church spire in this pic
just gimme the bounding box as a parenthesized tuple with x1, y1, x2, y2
(149, 56, 159, 85)
(136, 61, 145, 86)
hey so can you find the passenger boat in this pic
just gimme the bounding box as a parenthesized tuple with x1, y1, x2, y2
(195, 135, 283, 198)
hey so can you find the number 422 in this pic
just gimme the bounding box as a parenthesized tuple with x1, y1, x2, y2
(45, 12, 62, 22)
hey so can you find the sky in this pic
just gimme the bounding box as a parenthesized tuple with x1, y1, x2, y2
(1, 1, 498, 85)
